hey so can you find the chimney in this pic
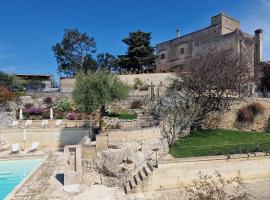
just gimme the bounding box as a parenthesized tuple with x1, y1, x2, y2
(254, 29, 263, 63)
(176, 29, 180, 38)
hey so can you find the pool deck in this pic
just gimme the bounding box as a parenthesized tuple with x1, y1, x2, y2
(7, 151, 73, 200)
(2, 150, 270, 200)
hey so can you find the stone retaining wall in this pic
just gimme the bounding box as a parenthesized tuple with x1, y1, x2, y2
(60, 73, 176, 93)
(138, 154, 270, 192)
(217, 97, 270, 131)
(96, 127, 161, 152)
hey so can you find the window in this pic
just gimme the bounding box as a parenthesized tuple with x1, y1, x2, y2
(160, 53, 165, 60)
(180, 48, 185, 55)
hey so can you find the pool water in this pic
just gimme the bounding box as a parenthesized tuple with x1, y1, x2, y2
(0, 158, 43, 200)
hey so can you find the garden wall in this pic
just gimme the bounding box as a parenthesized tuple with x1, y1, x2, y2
(0, 127, 89, 148)
(137, 155, 270, 193)
(60, 73, 176, 93)
(96, 127, 161, 152)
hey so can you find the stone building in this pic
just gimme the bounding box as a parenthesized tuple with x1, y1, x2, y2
(156, 13, 265, 81)
(15, 73, 54, 91)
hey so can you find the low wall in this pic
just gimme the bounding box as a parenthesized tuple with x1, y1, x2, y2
(0, 127, 89, 148)
(118, 73, 176, 86)
(138, 155, 270, 192)
(108, 127, 160, 145)
(60, 73, 176, 93)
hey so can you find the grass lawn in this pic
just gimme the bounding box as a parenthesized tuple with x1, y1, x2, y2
(108, 112, 137, 120)
(170, 129, 270, 158)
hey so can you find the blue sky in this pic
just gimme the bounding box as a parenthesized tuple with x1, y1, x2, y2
(0, 0, 269, 79)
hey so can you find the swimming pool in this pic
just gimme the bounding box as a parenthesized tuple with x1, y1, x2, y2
(0, 158, 44, 200)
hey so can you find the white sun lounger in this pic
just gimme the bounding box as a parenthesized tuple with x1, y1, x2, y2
(42, 120, 48, 128)
(25, 120, 32, 128)
(11, 120, 19, 128)
(28, 142, 39, 152)
(11, 143, 20, 154)
(56, 120, 63, 127)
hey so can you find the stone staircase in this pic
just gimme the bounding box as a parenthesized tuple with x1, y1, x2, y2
(123, 161, 156, 194)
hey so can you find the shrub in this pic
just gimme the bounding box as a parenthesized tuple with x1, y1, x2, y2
(247, 102, 265, 115)
(66, 112, 76, 120)
(43, 97, 53, 105)
(26, 107, 44, 115)
(0, 86, 13, 104)
(24, 103, 33, 109)
(237, 102, 265, 123)
(133, 78, 144, 89)
(108, 112, 137, 120)
(185, 171, 252, 200)
(130, 100, 143, 109)
(55, 99, 73, 112)
(42, 111, 50, 119)
(139, 84, 149, 91)
(22, 111, 30, 119)
(55, 114, 64, 119)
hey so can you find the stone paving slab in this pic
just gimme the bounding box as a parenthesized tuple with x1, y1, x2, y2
(9, 151, 73, 200)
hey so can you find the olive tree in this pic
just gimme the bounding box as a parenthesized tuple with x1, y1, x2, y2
(73, 71, 130, 114)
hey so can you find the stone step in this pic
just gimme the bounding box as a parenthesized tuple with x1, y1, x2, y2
(133, 175, 138, 185)
(138, 171, 144, 181)
(142, 167, 149, 177)
(147, 162, 154, 172)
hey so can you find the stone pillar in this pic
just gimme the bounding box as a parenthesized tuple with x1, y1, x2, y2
(64, 145, 82, 193)
(254, 29, 263, 64)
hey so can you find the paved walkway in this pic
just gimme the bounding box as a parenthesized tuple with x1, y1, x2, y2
(10, 151, 73, 200)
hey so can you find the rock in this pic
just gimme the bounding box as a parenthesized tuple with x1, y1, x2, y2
(0, 112, 15, 128)
(19, 96, 34, 106)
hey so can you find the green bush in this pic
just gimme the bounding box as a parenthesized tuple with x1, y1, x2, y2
(42, 111, 50, 119)
(73, 71, 130, 113)
(139, 84, 149, 91)
(55, 99, 74, 112)
(108, 112, 137, 120)
(22, 111, 30, 120)
(133, 78, 144, 89)
(55, 114, 64, 119)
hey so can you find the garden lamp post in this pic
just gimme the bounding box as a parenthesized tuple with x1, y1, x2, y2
(50, 108, 54, 120)
(19, 109, 23, 120)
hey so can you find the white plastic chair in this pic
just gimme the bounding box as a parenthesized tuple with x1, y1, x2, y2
(42, 120, 48, 128)
(25, 120, 32, 128)
(11, 120, 19, 128)
(56, 120, 63, 127)
(28, 142, 39, 152)
(11, 143, 20, 154)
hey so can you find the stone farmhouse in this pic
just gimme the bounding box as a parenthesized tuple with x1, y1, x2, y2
(156, 13, 267, 82)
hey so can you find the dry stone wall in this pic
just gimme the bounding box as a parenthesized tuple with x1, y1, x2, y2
(60, 73, 177, 93)
(206, 97, 270, 132)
